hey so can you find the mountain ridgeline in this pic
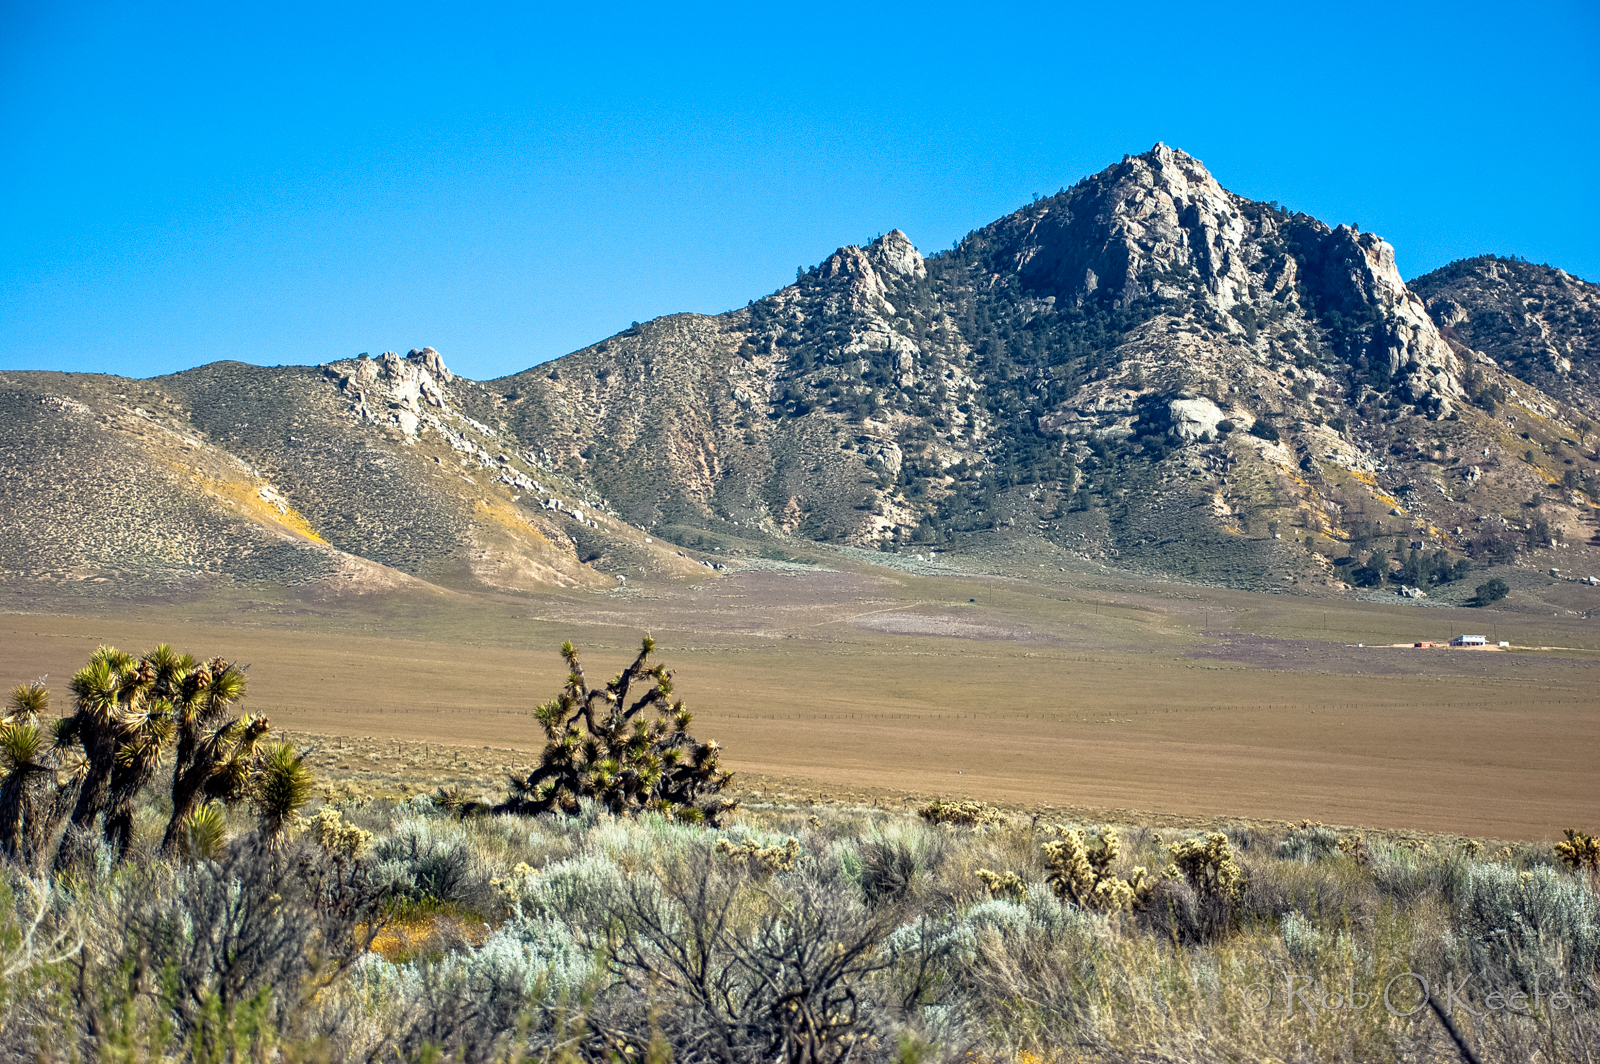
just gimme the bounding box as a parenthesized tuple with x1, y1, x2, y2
(4, 144, 1598, 602)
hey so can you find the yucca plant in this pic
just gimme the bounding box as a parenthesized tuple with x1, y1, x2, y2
(253, 742, 314, 844)
(500, 636, 736, 825)
(183, 800, 229, 860)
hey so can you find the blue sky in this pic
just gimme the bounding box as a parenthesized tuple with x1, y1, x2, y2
(2, 0, 1597, 381)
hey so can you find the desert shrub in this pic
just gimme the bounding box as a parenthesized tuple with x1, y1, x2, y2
(1276, 821, 1341, 862)
(0, 873, 85, 1045)
(6, 834, 389, 1061)
(371, 819, 495, 913)
(1280, 909, 1328, 964)
(1239, 849, 1382, 935)
(917, 799, 1006, 827)
(1365, 837, 1473, 906)
(853, 822, 951, 910)
(523, 851, 626, 926)
(365, 908, 597, 1063)
(1455, 862, 1600, 992)
(890, 893, 1099, 1052)
(8, 743, 1600, 1062)
(571, 839, 901, 1064)
(897, 893, 1091, 967)
(859, 836, 922, 909)
(1135, 875, 1204, 942)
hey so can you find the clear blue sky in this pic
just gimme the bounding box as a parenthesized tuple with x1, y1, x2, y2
(3, 1, 1597, 382)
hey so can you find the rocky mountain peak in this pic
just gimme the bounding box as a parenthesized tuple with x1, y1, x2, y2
(812, 231, 926, 323)
(408, 346, 453, 383)
(324, 346, 461, 439)
(866, 229, 925, 279)
(11, 145, 1599, 610)
(973, 142, 1255, 314)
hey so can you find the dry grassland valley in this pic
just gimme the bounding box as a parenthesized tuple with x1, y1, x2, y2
(3, 144, 1600, 1062)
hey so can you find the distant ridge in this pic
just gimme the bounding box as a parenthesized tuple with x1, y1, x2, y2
(5, 145, 1598, 605)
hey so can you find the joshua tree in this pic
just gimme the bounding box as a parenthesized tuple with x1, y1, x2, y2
(0, 680, 73, 868)
(55, 646, 174, 866)
(156, 653, 266, 855)
(49, 644, 278, 867)
(500, 636, 736, 825)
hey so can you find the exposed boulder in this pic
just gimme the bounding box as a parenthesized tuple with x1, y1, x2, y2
(1168, 396, 1226, 440)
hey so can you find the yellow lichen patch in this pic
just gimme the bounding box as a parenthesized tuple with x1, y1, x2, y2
(1346, 468, 1378, 487)
(474, 498, 551, 546)
(194, 474, 325, 543)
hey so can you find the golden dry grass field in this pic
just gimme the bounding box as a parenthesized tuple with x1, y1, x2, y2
(3, 560, 1596, 840)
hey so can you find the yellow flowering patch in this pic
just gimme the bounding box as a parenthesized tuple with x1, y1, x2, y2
(195, 475, 325, 542)
(474, 498, 552, 545)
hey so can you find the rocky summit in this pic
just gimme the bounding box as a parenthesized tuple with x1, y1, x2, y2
(5, 144, 1599, 605)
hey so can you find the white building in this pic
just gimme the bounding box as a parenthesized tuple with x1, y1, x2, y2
(1450, 634, 1487, 647)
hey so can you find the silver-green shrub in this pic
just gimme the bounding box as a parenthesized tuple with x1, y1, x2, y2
(370, 818, 494, 911)
(1277, 822, 1341, 862)
(1456, 863, 1599, 990)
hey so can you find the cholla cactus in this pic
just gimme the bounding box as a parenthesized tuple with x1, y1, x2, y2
(1554, 828, 1600, 876)
(716, 836, 800, 874)
(917, 799, 1006, 827)
(1337, 832, 1371, 866)
(1167, 832, 1243, 903)
(501, 637, 736, 826)
(490, 861, 539, 906)
(976, 868, 1027, 902)
(1042, 826, 1153, 912)
(305, 805, 373, 860)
